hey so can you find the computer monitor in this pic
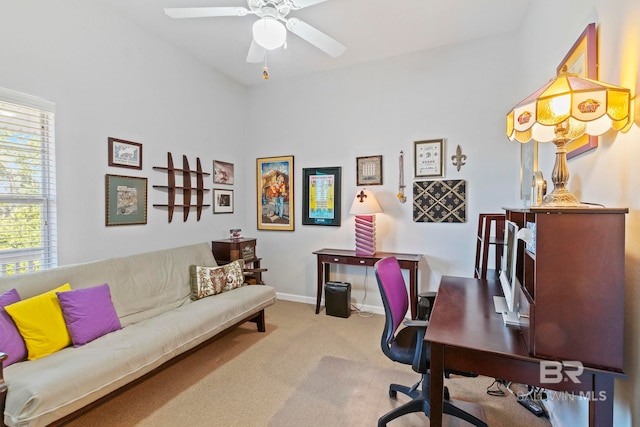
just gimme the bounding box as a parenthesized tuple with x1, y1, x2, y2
(493, 219, 522, 326)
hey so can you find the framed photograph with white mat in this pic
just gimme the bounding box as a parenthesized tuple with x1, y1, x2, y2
(213, 188, 234, 214)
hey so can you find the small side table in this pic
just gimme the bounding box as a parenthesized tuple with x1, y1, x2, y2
(312, 249, 422, 319)
(211, 238, 267, 285)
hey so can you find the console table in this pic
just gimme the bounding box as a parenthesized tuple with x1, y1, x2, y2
(313, 249, 422, 319)
(425, 276, 624, 427)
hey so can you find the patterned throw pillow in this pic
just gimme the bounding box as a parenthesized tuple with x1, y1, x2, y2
(189, 259, 245, 300)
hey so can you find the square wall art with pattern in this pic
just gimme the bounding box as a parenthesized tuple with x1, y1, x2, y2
(413, 180, 466, 223)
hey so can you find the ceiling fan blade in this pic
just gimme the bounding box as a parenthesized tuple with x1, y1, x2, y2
(288, 0, 329, 9)
(246, 40, 266, 63)
(164, 7, 249, 19)
(286, 18, 345, 58)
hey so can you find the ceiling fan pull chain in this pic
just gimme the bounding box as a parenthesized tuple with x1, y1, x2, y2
(263, 52, 270, 80)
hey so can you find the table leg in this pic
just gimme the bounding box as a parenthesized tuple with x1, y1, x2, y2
(590, 374, 614, 427)
(429, 342, 444, 427)
(409, 262, 418, 319)
(315, 258, 323, 314)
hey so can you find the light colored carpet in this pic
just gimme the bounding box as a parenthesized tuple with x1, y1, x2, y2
(269, 355, 489, 427)
(63, 300, 551, 426)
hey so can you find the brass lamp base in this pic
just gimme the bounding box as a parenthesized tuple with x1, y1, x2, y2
(541, 187, 581, 207)
(540, 135, 583, 207)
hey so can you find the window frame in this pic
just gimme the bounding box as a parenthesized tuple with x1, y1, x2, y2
(0, 87, 57, 275)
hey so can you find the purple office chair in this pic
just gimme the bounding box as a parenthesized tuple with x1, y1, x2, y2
(374, 257, 487, 427)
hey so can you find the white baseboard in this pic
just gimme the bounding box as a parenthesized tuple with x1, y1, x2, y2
(275, 292, 385, 316)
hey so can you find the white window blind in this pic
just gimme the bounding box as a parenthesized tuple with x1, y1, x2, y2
(0, 87, 57, 275)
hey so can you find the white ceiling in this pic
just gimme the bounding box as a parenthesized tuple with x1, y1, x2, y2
(98, 0, 532, 86)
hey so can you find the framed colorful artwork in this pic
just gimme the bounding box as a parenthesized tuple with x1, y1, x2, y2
(213, 160, 234, 184)
(256, 155, 294, 231)
(105, 174, 147, 226)
(557, 23, 598, 159)
(302, 167, 342, 226)
(108, 137, 142, 170)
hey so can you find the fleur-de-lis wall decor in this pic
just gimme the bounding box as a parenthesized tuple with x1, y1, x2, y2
(451, 145, 466, 172)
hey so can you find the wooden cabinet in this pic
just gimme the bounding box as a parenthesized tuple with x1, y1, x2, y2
(506, 207, 627, 372)
(211, 238, 266, 285)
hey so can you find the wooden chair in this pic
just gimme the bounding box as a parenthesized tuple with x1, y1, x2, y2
(474, 213, 505, 280)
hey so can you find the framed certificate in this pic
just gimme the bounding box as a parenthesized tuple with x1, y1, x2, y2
(414, 139, 444, 178)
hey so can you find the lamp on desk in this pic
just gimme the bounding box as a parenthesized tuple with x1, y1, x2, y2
(349, 189, 382, 256)
(506, 72, 632, 207)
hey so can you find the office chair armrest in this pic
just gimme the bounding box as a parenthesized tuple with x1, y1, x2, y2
(403, 319, 428, 328)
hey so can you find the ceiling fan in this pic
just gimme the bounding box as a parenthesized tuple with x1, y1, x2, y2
(164, 0, 346, 63)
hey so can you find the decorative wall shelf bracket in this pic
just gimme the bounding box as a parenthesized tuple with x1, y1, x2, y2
(153, 152, 210, 222)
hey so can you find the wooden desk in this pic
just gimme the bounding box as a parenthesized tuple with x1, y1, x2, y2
(425, 276, 624, 427)
(313, 249, 422, 319)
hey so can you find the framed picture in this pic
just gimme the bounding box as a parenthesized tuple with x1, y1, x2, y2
(414, 139, 444, 178)
(213, 160, 234, 184)
(356, 155, 383, 186)
(108, 137, 142, 170)
(105, 174, 147, 226)
(256, 155, 294, 231)
(302, 167, 342, 226)
(520, 140, 538, 204)
(213, 188, 234, 214)
(557, 23, 598, 159)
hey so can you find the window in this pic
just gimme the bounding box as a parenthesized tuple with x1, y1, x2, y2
(0, 87, 57, 275)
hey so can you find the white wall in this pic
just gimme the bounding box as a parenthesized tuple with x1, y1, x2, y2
(0, 0, 249, 264)
(245, 34, 523, 309)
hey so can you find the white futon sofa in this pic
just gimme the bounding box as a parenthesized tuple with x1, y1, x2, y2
(0, 242, 276, 427)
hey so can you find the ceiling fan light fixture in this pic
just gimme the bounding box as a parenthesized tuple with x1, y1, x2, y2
(252, 17, 287, 50)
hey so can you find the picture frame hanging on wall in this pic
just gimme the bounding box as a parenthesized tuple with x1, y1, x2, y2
(256, 155, 294, 231)
(108, 137, 142, 170)
(557, 22, 598, 159)
(213, 188, 234, 213)
(105, 174, 147, 226)
(356, 155, 383, 186)
(213, 160, 234, 184)
(302, 166, 342, 226)
(414, 139, 444, 178)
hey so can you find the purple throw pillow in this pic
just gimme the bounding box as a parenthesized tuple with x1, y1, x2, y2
(56, 283, 122, 347)
(0, 288, 28, 367)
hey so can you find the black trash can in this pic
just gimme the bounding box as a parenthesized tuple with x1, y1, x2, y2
(417, 291, 437, 321)
(325, 281, 351, 318)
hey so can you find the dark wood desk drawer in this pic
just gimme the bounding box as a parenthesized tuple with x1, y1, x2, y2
(321, 255, 376, 267)
(346, 257, 376, 267)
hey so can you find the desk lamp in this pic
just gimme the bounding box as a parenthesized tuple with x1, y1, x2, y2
(506, 73, 631, 207)
(349, 189, 382, 256)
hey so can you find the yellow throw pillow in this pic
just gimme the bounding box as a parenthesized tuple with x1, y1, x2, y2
(5, 283, 72, 360)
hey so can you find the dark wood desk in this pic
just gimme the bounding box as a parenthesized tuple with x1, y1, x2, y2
(313, 249, 422, 319)
(425, 276, 624, 427)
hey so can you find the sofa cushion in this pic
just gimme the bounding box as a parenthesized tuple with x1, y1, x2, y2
(190, 259, 245, 300)
(57, 283, 122, 347)
(0, 288, 27, 367)
(5, 283, 72, 360)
